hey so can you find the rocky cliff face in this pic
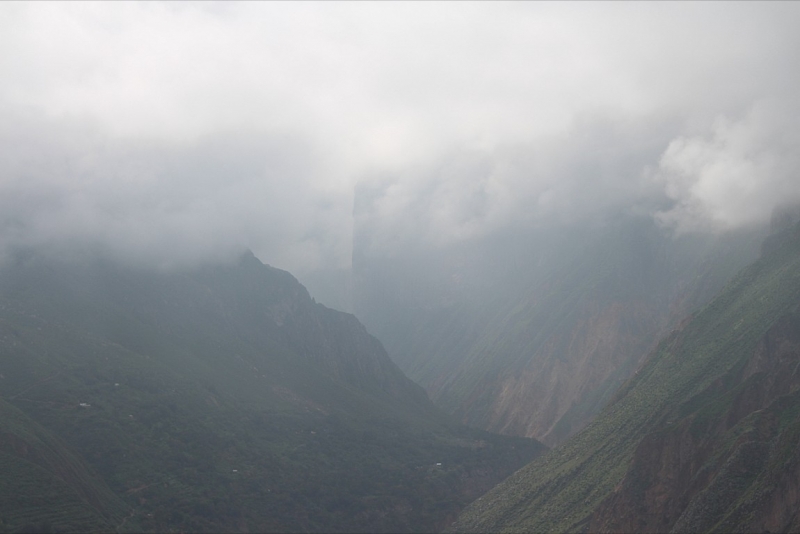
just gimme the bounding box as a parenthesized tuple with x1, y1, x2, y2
(449, 221, 800, 533)
(354, 216, 763, 446)
(590, 311, 800, 533)
(442, 298, 673, 445)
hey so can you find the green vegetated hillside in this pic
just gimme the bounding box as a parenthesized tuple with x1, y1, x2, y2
(0, 250, 545, 533)
(450, 221, 800, 533)
(354, 215, 762, 446)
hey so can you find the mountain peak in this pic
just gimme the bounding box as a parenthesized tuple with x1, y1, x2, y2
(0, 250, 545, 533)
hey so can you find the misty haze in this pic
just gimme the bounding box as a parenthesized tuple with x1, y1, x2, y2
(1, 3, 800, 533)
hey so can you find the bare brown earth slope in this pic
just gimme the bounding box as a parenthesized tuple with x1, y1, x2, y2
(450, 220, 800, 533)
(354, 215, 762, 446)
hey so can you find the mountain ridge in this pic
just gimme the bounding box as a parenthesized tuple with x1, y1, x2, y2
(0, 249, 545, 533)
(449, 221, 800, 533)
(354, 213, 763, 445)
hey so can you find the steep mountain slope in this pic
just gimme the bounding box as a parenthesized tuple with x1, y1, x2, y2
(0, 250, 545, 533)
(0, 397, 131, 533)
(354, 215, 762, 445)
(450, 221, 800, 533)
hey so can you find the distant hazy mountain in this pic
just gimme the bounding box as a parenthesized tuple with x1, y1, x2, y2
(0, 250, 544, 533)
(451, 220, 800, 533)
(354, 210, 763, 446)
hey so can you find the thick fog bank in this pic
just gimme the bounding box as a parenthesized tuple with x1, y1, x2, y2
(0, 3, 798, 312)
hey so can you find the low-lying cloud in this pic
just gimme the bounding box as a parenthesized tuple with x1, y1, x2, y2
(0, 2, 798, 280)
(354, 114, 676, 257)
(654, 98, 800, 234)
(0, 110, 352, 271)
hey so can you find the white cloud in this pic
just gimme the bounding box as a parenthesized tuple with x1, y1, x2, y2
(654, 99, 800, 233)
(0, 2, 798, 274)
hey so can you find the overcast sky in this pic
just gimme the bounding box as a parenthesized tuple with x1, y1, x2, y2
(1, 2, 799, 273)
